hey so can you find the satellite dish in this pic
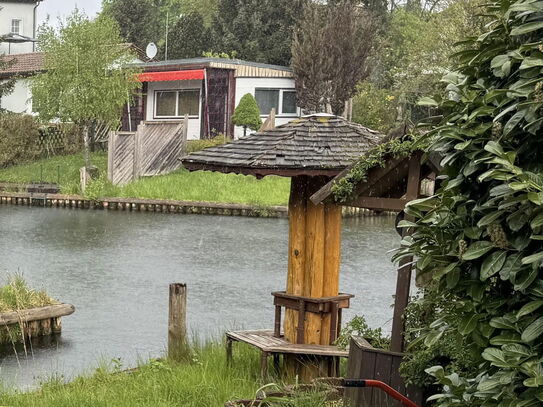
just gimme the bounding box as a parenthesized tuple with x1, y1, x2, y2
(146, 42, 158, 60)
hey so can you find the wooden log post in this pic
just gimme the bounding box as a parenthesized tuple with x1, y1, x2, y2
(284, 176, 343, 379)
(390, 153, 422, 353)
(168, 283, 188, 362)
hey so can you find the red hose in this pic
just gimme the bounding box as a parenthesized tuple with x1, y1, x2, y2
(342, 379, 420, 407)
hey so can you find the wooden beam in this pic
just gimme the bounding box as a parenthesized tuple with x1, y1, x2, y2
(343, 197, 407, 212)
(310, 156, 407, 205)
(390, 153, 422, 353)
(0, 304, 74, 325)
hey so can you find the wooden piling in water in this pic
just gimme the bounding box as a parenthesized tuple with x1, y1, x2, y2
(168, 283, 188, 362)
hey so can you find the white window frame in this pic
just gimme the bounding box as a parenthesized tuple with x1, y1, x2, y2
(255, 88, 298, 118)
(153, 89, 200, 119)
(11, 19, 22, 35)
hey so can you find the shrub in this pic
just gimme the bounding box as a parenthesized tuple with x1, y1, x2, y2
(186, 134, 230, 154)
(352, 81, 398, 133)
(232, 93, 262, 135)
(394, 0, 543, 403)
(38, 123, 82, 157)
(0, 113, 41, 168)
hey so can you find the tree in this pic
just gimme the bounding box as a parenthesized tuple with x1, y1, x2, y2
(32, 11, 141, 175)
(292, 0, 378, 115)
(167, 12, 211, 59)
(211, 0, 306, 66)
(101, 0, 162, 51)
(395, 0, 543, 403)
(232, 93, 262, 137)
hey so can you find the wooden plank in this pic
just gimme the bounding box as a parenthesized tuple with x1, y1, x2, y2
(310, 156, 407, 205)
(321, 203, 342, 345)
(0, 304, 74, 325)
(285, 176, 307, 344)
(374, 353, 393, 407)
(358, 347, 377, 407)
(390, 355, 406, 407)
(345, 197, 407, 212)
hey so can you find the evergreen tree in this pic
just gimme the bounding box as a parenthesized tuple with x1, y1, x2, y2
(168, 13, 211, 59)
(232, 94, 262, 137)
(211, 0, 306, 66)
(101, 0, 162, 51)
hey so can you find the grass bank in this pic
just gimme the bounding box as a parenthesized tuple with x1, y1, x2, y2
(0, 153, 290, 207)
(0, 343, 330, 407)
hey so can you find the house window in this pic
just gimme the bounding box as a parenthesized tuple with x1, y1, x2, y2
(155, 89, 200, 118)
(255, 88, 298, 116)
(11, 19, 22, 35)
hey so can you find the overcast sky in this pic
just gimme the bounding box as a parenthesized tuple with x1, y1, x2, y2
(37, 0, 102, 26)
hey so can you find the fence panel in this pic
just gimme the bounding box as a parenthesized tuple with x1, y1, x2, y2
(108, 117, 188, 186)
(345, 336, 424, 407)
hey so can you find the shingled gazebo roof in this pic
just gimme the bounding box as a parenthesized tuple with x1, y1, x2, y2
(182, 114, 384, 178)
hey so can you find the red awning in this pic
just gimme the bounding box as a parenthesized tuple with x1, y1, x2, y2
(137, 69, 205, 82)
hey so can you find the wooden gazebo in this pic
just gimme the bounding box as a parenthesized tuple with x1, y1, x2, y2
(183, 114, 383, 376)
(182, 114, 437, 382)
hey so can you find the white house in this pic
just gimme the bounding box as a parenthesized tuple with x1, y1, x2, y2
(0, 0, 43, 113)
(0, 0, 42, 55)
(129, 58, 300, 139)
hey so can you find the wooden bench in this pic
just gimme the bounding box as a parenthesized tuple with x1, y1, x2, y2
(226, 329, 349, 380)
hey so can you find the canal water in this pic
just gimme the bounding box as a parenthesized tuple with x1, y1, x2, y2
(0, 206, 399, 388)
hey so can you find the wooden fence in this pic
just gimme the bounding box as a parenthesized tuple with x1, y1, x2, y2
(108, 118, 188, 185)
(345, 336, 424, 407)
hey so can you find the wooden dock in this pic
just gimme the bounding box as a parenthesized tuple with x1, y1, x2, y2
(226, 330, 348, 379)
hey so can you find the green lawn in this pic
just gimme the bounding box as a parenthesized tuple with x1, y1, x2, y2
(0, 343, 329, 407)
(0, 153, 291, 207)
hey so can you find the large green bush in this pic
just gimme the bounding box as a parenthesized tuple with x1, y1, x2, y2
(352, 81, 398, 133)
(0, 113, 41, 169)
(395, 0, 543, 404)
(232, 94, 262, 135)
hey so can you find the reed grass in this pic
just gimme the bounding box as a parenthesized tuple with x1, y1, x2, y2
(0, 342, 333, 407)
(0, 153, 291, 206)
(0, 274, 58, 313)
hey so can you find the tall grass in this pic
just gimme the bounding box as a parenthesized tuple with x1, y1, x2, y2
(0, 153, 291, 206)
(0, 274, 58, 313)
(1, 342, 336, 406)
(1, 343, 261, 406)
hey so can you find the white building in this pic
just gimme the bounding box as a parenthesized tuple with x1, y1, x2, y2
(0, 0, 43, 113)
(0, 0, 42, 55)
(130, 58, 300, 139)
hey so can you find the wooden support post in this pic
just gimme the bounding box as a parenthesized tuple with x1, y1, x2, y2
(390, 153, 422, 353)
(274, 305, 282, 338)
(168, 283, 188, 362)
(284, 175, 343, 380)
(226, 337, 233, 367)
(261, 351, 269, 381)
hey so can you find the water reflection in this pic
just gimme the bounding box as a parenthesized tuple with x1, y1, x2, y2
(0, 206, 399, 388)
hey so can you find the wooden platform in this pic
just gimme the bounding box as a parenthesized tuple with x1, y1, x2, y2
(226, 330, 348, 379)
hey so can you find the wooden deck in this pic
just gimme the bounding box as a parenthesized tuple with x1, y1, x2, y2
(226, 330, 348, 379)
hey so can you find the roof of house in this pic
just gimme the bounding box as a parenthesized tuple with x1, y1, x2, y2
(140, 57, 294, 79)
(182, 114, 384, 178)
(0, 52, 44, 78)
(0, 44, 152, 79)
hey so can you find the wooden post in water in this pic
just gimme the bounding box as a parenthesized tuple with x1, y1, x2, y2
(168, 283, 188, 362)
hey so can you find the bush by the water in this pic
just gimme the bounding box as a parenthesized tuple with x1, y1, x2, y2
(0, 274, 58, 313)
(0, 113, 41, 168)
